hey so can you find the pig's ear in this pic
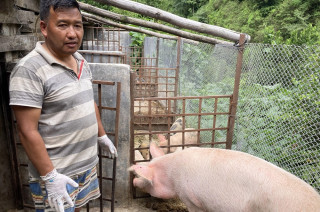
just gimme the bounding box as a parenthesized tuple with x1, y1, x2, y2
(157, 134, 166, 142)
(130, 164, 153, 182)
(150, 141, 165, 158)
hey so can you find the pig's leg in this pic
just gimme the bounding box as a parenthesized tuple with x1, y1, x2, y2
(179, 187, 206, 212)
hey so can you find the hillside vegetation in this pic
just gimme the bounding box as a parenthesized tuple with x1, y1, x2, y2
(137, 0, 320, 44)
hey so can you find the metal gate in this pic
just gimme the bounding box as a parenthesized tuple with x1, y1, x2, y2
(130, 34, 246, 198)
(10, 80, 121, 211)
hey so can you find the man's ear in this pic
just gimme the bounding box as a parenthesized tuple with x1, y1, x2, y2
(40, 20, 48, 38)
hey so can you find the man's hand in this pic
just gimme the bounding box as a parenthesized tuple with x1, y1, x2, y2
(98, 134, 118, 158)
(41, 169, 79, 212)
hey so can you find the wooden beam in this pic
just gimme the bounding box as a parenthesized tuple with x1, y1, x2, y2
(0, 9, 38, 25)
(14, 0, 40, 13)
(93, 0, 250, 42)
(0, 35, 38, 52)
(79, 2, 231, 45)
(82, 12, 178, 41)
(78, 50, 126, 56)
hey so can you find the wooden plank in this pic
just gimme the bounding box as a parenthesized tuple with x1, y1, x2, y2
(0, 9, 38, 25)
(14, 0, 40, 13)
(0, 0, 13, 14)
(0, 35, 38, 52)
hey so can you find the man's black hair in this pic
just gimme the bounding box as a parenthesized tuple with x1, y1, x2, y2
(40, 0, 81, 21)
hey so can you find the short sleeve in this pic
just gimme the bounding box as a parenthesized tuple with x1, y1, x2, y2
(9, 65, 44, 108)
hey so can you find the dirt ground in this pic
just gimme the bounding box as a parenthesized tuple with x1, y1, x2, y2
(6, 197, 187, 212)
(80, 197, 188, 212)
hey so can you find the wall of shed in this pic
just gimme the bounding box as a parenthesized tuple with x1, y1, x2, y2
(0, 64, 16, 211)
(0, 0, 42, 210)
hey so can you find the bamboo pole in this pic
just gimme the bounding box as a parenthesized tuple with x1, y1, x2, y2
(79, 2, 232, 45)
(82, 12, 177, 40)
(93, 0, 250, 42)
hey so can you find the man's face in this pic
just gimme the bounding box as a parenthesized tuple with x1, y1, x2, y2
(41, 7, 83, 58)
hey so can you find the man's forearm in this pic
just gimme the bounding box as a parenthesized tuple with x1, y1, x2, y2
(12, 105, 54, 176)
(94, 102, 106, 137)
(19, 130, 54, 176)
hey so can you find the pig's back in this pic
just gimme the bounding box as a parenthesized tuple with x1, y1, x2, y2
(167, 147, 320, 212)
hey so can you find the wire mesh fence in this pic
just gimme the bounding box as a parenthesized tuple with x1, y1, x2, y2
(177, 41, 239, 147)
(234, 44, 320, 192)
(167, 40, 319, 193)
(131, 36, 319, 193)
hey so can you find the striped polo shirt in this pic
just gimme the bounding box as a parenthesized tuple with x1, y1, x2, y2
(9, 42, 99, 179)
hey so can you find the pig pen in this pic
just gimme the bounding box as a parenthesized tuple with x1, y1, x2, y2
(129, 37, 244, 210)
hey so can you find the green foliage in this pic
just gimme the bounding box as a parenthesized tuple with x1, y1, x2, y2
(129, 31, 146, 47)
(191, 0, 320, 44)
(235, 45, 320, 191)
(236, 77, 320, 191)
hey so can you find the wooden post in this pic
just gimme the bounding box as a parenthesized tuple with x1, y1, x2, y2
(129, 71, 136, 198)
(174, 37, 181, 113)
(226, 33, 246, 149)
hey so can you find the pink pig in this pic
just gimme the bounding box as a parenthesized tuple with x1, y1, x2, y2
(130, 142, 320, 212)
(158, 129, 197, 153)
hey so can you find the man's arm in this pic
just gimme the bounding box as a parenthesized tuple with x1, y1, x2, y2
(12, 105, 54, 176)
(12, 105, 79, 211)
(94, 102, 106, 137)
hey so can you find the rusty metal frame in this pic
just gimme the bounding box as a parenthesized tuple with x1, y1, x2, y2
(89, 80, 121, 212)
(81, 26, 125, 64)
(130, 34, 246, 198)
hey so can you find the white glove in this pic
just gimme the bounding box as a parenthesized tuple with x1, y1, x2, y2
(98, 134, 118, 158)
(41, 169, 79, 212)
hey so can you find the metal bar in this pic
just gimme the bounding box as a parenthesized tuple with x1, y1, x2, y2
(182, 99, 186, 147)
(197, 98, 202, 143)
(105, 28, 108, 51)
(110, 82, 121, 212)
(93, 80, 115, 85)
(100, 106, 117, 111)
(174, 37, 181, 112)
(212, 97, 218, 147)
(97, 83, 103, 212)
(167, 100, 172, 153)
(134, 112, 230, 118)
(134, 128, 228, 135)
(226, 33, 246, 149)
(94, 80, 122, 212)
(129, 72, 137, 198)
(137, 141, 227, 149)
(78, 50, 126, 56)
(155, 38, 160, 97)
(134, 95, 232, 101)
(148, 99, 152, 148)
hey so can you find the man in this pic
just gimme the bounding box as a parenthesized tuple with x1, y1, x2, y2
(9, 0, 117, 211)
